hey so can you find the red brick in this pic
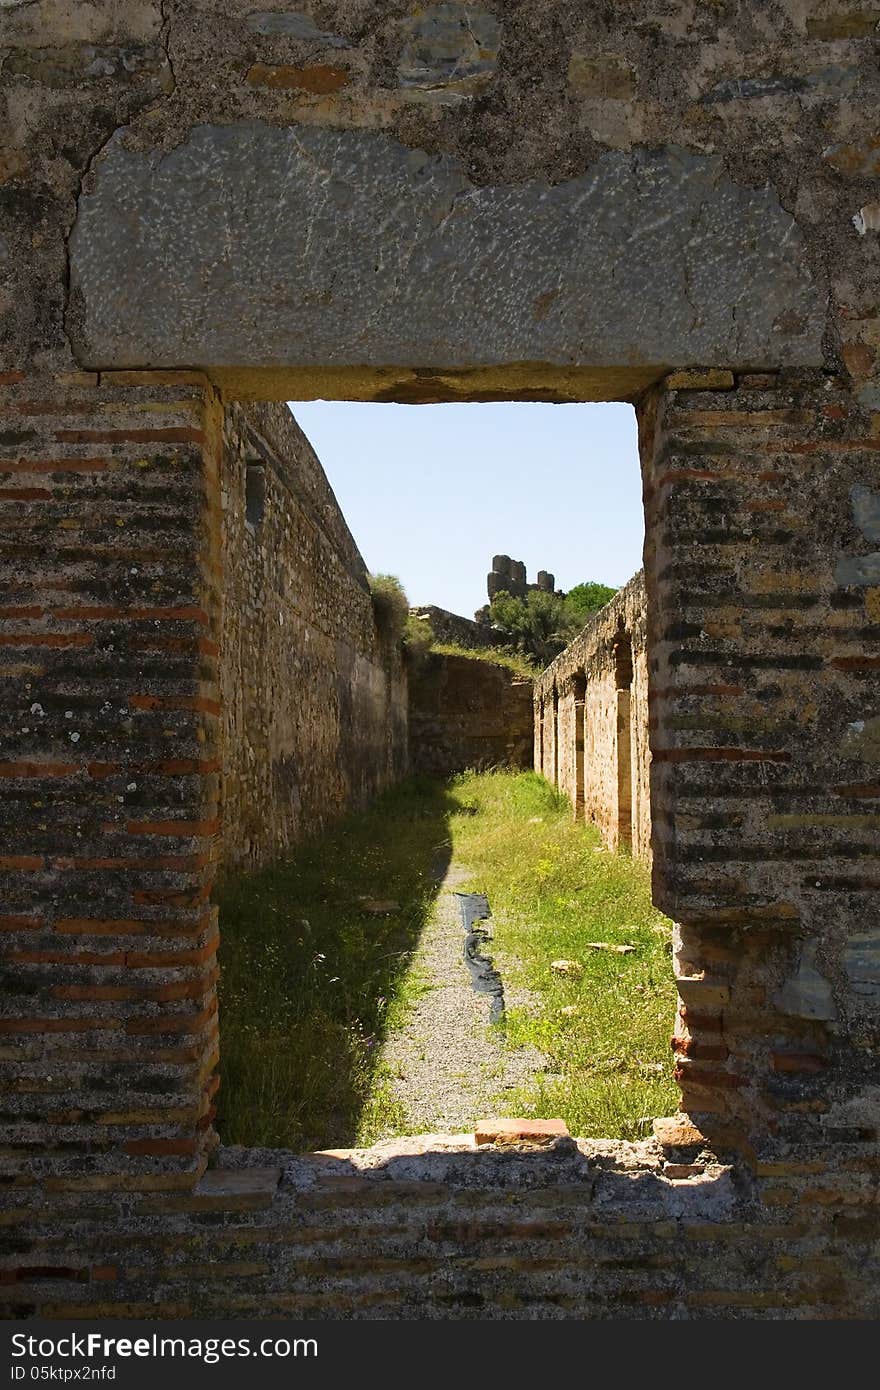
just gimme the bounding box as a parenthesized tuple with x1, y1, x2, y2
(0, 762, 79, 778)
(124, 817, 220, 838)
(475, 1118, 570, 1144)
(672, 1037, 729, 1061)
(829, 656, 880, 671)
(54, 427, 205, 445)
(653, 1116, 708, 1148)
(0, 633, 92, 648)
(772, 1052, 829, 1074)
(123, 1137, 201, 1157)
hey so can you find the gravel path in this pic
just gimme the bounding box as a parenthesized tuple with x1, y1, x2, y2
(375, 861, 546, 1136)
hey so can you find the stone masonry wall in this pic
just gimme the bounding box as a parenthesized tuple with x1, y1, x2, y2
(410, 604, 510, 652)
(219, 401, 407, 869)
(13, 0, 874, 399)
(4, 366, 880, 1321)
(535, 574, 651, 860)
(408, 651, 533, 776)
(5, 0, 880, 1326)
(0, 369, 225, 1195)
(9, 1129, 879, 1321)
(642, 368, 880, 1162)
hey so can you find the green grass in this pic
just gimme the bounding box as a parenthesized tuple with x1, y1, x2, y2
(217, 770, 678, 1152)
(429, 641, 540, 679)
(449, 770, 678, 1140)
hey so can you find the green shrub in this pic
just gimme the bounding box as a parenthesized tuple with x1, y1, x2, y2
(403, 612, 434, 661)
(369, 573, 410, 642)
(486, 579, 620, 664)
(565, 581, 618, 625)
(430, 641, 538, 679)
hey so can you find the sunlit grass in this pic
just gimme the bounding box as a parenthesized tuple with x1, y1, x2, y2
(449, 770, 679, 1140)
(217, 770, 678, 1151)
(428, 641, 539, 679)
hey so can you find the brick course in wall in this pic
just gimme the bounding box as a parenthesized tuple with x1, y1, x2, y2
(642, 369, 880, 1160)
(3, 1128, 879, 1319)
(0, 370, 223, 1192)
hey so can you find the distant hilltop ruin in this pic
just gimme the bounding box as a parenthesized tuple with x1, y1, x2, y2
(411, 555, 565, 655)
(487, 555, 563, 602)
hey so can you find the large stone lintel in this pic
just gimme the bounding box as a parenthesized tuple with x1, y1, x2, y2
(69, 125, 827, 379)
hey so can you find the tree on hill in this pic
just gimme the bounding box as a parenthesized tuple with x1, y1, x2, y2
(564, 581, 618, 625)
(482, 580, 618, 665)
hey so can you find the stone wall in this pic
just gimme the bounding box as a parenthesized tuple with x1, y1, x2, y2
(4, 363, 880, 1325)
(641, 370, 880, 1147)
(410, 604, 510, 651)
(9, 0, 857, 400)
(408, 652, 533, 776)
(13, 1127, 877, 1320)
(535, 574, 651, 860)
(219, 402, 407, 868)
(0, 371, 227, 1197)
(5, 0, 880, 1325)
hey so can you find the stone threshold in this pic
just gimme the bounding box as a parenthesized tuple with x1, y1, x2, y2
(204, 1115, 738, 1213)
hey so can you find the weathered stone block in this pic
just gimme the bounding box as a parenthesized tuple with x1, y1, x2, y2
(568, 52, 636, 99)
(756, 942, 828, 1024)
(845, 933, 880, 1000)
(675, 979, 730, 1012)
(397, 4, 500, 91)
(4, 42, 170, 88)
(69, 128, 825, 376)
(195, 1167, 280, 1202)
(245, 11, 348, 45)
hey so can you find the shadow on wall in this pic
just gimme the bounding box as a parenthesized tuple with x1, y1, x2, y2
(409, 651, 534, 776)
(215, 776, 466, 1152)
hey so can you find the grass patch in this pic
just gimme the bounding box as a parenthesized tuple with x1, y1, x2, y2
(449, 769, 679, 1140)
(218, 769, 677, 1151)
(430, 641, 539, 679)
(216, 777, 459, 1151)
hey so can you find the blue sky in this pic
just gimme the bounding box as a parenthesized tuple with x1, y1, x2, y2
(288, 401, 644, 618)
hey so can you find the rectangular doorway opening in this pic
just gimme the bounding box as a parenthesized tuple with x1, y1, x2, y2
(214, 396, 677, 1155)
